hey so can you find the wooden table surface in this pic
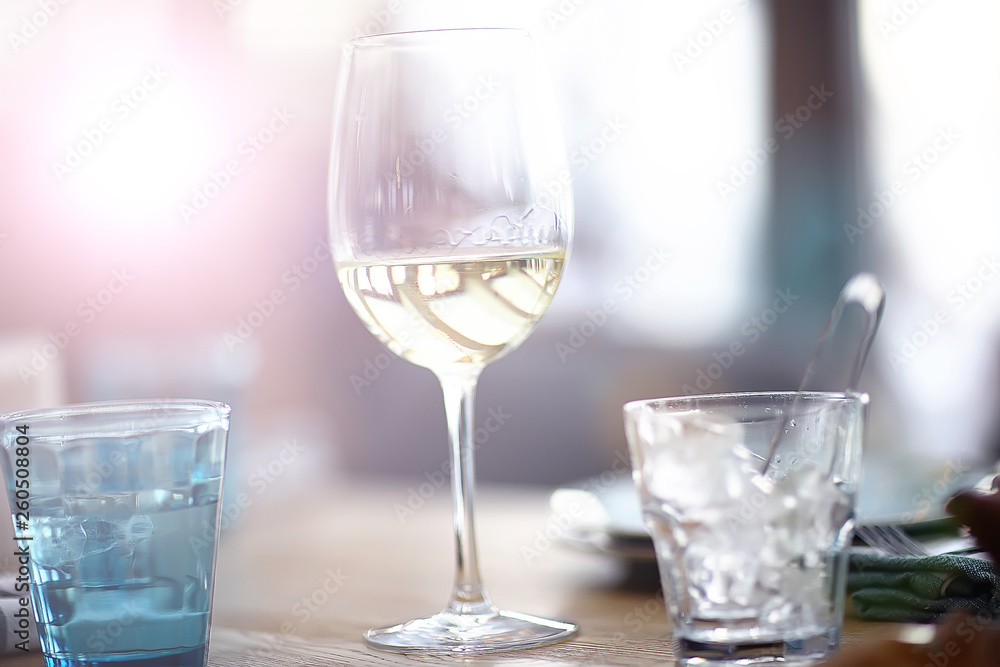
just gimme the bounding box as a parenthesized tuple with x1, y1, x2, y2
(7, 478, 910, 665)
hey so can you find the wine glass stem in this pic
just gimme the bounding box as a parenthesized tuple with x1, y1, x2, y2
(436, 368, 493, 616)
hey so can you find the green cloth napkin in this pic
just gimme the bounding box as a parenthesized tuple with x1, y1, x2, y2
(848, 552, 1000, 623)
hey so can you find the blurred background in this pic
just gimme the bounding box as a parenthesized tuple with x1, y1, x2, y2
(1, 0, 999, 514)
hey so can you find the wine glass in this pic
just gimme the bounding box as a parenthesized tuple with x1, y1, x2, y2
(327, 28, 577, 653)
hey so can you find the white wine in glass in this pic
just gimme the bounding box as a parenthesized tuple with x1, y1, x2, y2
(337, 253, 565, 367)
(328, 28, 577, 653)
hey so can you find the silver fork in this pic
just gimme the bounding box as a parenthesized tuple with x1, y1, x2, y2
(854, 524, 928, 557)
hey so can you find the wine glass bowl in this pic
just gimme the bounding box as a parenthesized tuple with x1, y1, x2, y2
(328, 28, 577, 653)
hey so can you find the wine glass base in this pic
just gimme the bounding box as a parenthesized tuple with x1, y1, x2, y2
(363, 607, 579, 654)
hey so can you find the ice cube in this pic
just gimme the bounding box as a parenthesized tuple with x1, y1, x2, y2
(80, 518, 118, 558)
(763, 464, 850, 554)
(193, 430, 224, 481)
(751, 462, 849, 629)
(141, 431, 195, 488)
(639, 410, 754, 513)
(126, 515, 155, 541)
(688, 542, 762, 607)
(33, 519, 87, 571)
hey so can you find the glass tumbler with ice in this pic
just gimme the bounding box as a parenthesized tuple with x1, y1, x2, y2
(0, 400, 230, 667)
(623, 392, 866, 666)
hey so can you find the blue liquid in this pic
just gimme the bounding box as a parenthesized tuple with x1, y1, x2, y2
(43, 646, 205, 667)
(28, 486, 222, 667)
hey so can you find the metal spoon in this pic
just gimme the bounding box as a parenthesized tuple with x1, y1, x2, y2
(761, 272, 886, 473)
